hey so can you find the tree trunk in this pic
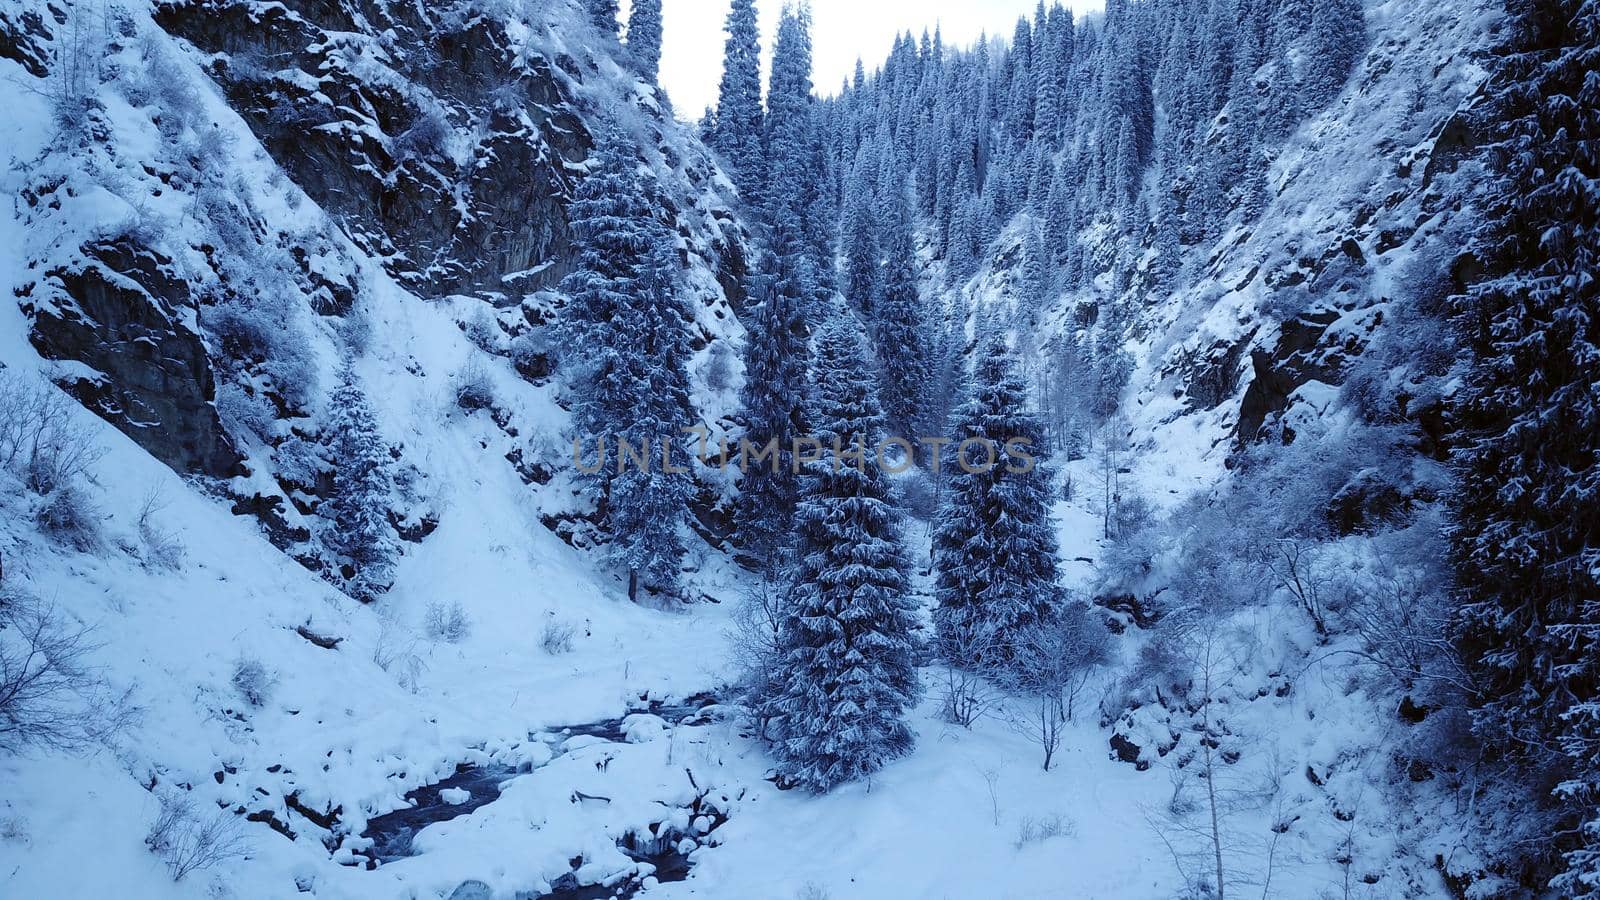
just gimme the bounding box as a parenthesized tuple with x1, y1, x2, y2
(628, 569, 639, 604)
(1202, 658, 1225, 900)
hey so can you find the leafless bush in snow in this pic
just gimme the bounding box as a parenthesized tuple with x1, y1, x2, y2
(423, 600, 471, 644)
(0, 371, 103, 494)
(1342, 559, 1473, 695)
(144, 793, 248, 881)
(372, 621, 426, 693)
(454, 360, 495, 412)
(932, 625, 1003, 730)
(726, 578, 788, 734)
(540, 615, 577, 655)
(229, 656, 276, 708)
(0, 588, 134, 753)
(44, 5, 109, 133)
(1015, 814, 1074, 849)
(1000, 605, 1110, 771)
(137, 485, 186, 570)
(1266, 538, 1343, 638)
(793, 884, 831, 900)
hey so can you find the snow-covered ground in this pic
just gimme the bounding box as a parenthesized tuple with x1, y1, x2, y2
(0, 371, 1444, 898)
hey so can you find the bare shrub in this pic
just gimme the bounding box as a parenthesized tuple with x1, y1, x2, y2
(45, 5, 108, 132)
(145, 793, 247, 881)
(229, 657, 275, 708)
(939, 664, 1002, 730)
(1015, 814, 1074, 849)
(1343, 560, 1471, 694)
(35, 483, 102, 552)
(1110, 493, 1155, 541)
(0, 371, 103, 492)
(1265, 538, 1352, 638)
(394, 108, 450, 162)
(793, 883, 831, 900)
(933, 625, 1003, 729)
(454, 361, 495, 411)
(1001, 604, 1110, 771)
(462, 309, 504, 355)
(423, 600, 471, 644)
(726, 579, 787, 734)
(0, 815, 28, 843)
(508, 331, 548, 379)
(1146, 616, 1256, 900)
(137, 485, 185, 570)
(372, 623, 426, 693)
(0, 591, 133, 753)
(1096, 419, 1130, 539)
(540, 616, 576, 655)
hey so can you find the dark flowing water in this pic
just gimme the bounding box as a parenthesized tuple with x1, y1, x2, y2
(358, 694, 725, 898)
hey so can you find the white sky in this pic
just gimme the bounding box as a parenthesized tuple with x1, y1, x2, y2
(620, 0, 1106, 119)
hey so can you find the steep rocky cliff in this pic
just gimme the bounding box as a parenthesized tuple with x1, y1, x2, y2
(4, 0, 747, 544)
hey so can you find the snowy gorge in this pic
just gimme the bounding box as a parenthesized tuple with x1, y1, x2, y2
(2, 0, 1597, 898)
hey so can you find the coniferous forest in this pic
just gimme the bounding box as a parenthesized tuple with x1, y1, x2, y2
(0, 0, 1596, 896)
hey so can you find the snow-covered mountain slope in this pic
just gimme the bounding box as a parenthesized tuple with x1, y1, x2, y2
(0, 0, 1524, 898)
(0, 0, 757, 896)
(931, 0, 1517, 895)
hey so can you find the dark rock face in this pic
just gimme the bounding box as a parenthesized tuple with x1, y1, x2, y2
(1172, 328, 1256, 412)
(1234, 300, 1381, 446)
(19, 238, 243, 477)
(0, 3, 52, 78)
(153, 0, 591, 299)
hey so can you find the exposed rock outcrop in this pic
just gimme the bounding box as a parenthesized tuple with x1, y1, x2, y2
(19, 237, 243, 477)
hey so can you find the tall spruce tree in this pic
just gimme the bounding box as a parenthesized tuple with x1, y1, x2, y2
(871, 190, 932, 443)
(625, 0, 664, 85)
(324, 364, 398, 603)
(585, 0, 618, 37)
(1448, 0, 1600, 890)
(557, 124, 695, 602)
(763, 6, 820, 240)
(932, 337, 1063, 666)
(840, 153, 880, 312)
(602, 239, 696, 602)
(713, 0, 764, 200)
(770, 315, 921, 791)
(733, 245, 812, 577)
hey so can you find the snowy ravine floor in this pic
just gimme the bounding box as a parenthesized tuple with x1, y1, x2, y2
(0, 380, 1441, 899)
(0, 347, 1194, 900)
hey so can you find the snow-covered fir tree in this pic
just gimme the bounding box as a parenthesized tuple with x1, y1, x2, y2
(762, 3, 833, 294)
(556, 122, 695, 602)
(869, 189, 932, 444)
(932, 337, 1063, 666)
(600, 238, 696, 603)
(585, 0, 618, 37)
(323, 363, 398, 603)
(1448, 0, 1600, 889)
(769, 314, 920, 792)
(733, 243, 812, 577)
(839, 154, 879, 312)
(625, 0, 663, 85)
(711, 0, 764, 201)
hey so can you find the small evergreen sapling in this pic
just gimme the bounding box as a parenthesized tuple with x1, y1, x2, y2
(323, 364, 398, 603)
